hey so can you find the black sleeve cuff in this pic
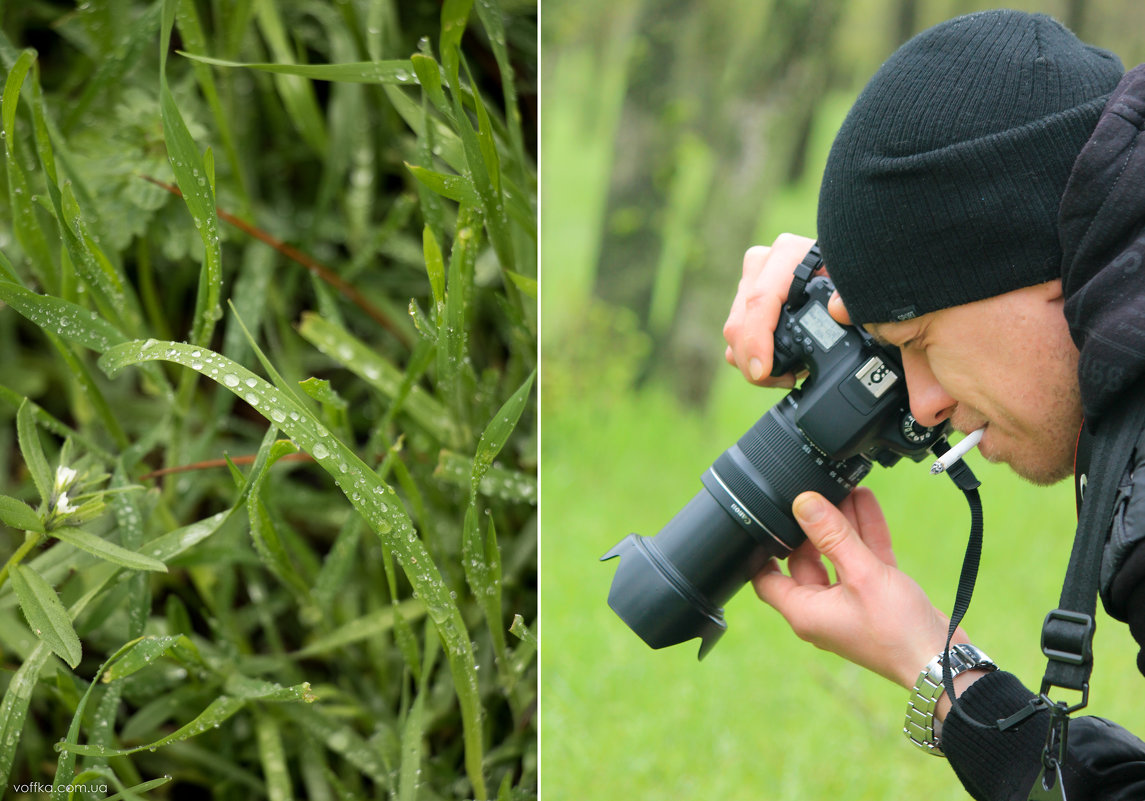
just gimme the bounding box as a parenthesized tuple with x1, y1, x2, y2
(941, 670, 1045, 801)
(941, 670, 1145, 801)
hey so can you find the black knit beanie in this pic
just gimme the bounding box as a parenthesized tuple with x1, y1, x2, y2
(817, 10, 1123, 326)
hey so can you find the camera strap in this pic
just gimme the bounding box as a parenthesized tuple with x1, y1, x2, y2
(994, 388, 1145, 801)
(927, 394, 1143, 801)
(932, 448, 984, 704)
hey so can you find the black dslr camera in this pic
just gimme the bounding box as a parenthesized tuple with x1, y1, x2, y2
(602, 244, 948, 658)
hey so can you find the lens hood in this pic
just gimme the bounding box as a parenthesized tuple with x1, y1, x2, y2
(602, 533, 727, 660)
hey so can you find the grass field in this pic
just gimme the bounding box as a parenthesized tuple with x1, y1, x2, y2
(541, 366, 1145, 800)
(0, 2, 536, 797)
(539, 13, 1145, 793)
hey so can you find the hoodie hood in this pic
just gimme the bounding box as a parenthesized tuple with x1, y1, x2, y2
(1061, 64, 1145, 423)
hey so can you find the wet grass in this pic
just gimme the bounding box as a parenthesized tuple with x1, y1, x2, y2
(0, 1, 536, 798)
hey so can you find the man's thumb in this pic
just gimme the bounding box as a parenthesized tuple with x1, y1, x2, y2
(792, 491, 866, 576)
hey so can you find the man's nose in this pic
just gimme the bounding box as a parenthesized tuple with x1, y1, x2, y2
(900, 350, 955, 427)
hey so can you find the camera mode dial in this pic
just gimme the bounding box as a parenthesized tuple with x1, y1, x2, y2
(900, 413, 935, 445)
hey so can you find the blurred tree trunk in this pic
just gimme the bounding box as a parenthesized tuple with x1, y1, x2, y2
(1065, 0, 1088, 38)
(895, 0, 919, 46)
(774, 0, 847, 186)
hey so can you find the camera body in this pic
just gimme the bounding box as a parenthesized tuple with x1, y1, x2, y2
(603, 245, 948, 658)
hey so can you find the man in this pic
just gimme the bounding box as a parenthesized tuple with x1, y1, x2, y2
(722, 10, 1145, 800)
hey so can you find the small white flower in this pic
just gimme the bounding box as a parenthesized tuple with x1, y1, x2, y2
(54, 465, 78, 494)
(55, 491, 76, 515)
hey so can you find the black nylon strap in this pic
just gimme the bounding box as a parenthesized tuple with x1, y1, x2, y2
(1010, 386, 1145, 801)
(941, 484, 984, 701)
(1040, 393, 1145, 698)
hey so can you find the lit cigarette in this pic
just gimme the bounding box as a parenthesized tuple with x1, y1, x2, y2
(930, 428, 985, 475)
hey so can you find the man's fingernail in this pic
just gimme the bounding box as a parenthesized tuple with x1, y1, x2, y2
(749, 358, 764, 381)
(793, 494, 826, 523)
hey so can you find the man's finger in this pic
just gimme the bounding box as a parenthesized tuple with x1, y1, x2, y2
(787, 539, 831, 586)
(792, 491, 874, 583)
(827, 290, 852, 326)
(752, 558, 800, 611)
(847, 487, 896, 567)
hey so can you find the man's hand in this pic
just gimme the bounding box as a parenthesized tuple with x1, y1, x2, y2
(723, 234, 851, 387)
(752, 488, 967, 690)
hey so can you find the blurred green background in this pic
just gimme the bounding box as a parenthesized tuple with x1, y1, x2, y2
(541, 1, 1145, 799)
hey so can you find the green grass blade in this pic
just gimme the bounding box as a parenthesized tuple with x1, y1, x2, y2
(434, 451, 536, 505)
(221, 675, 315, 703)
(0, 644, 52, 793)
(160, 0, 222, 347)
(182, 52, 421, 84)
(255, 709, 294, 801)
(51, 634, 164, 800)
(1, 49, 34, 138)
(29, 72, 139, 327)
(398, 686, 427, 801)
(173, 0, 251, 212)
(61, 696, 248, 757)
(0, 281, 127, 352)
(439, 205, 483, 436)
(50, 527, 167, 573)
(16, 399, 53, 507)
(294, 598, 426, 658)
(281, 705, 391, 788)
(298, 312, 458, 445)
(439, 0, 473, 85)
(1, 51, 56, 289)
(482, 515, 507, 669)
(0, 250, 20, 283)
(298, 377, 347, 411)
(471, 369, 534, 486)
(311, 516, 363, 616)
(406, 164, 481, 205)
(509, 614, 535, 648)
(0, 495, 44, 533)
(505, 270, 536, 300)
(458, 58, 514, 276)
(422, 224, 447, 312)
(98, 337, 488, 799)
(0, 391, 114, 464)
(460, 371, 533, 668)
(411, 54, 449, 115)
(247, 437, 313, 600)
(252, 0, 328, 154)
(101, 776, 173, 801)
(143, 510, 230, 562)
(62, 1, 162, 132)
(100, 635, 185, 682)
(11, 565, 82, 668)
(472, 0, 526, 168)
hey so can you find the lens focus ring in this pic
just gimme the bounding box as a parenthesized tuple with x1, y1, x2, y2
(711, 408, 869, 549)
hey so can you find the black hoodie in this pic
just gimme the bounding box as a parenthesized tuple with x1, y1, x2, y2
(940, 65, 1145, 801)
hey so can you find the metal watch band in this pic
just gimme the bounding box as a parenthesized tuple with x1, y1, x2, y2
(904, 643, 996, 756)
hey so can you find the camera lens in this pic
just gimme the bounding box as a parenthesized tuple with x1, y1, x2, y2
(602, 400, 871, 658)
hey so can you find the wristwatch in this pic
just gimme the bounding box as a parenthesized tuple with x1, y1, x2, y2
(904, 643, 996, 756)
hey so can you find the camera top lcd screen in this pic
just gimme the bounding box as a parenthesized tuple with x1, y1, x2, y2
(799, 303, 845, 350)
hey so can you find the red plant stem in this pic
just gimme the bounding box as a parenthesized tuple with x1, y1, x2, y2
(142, 175, 411, 346)
(138, 451, 314, 481)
